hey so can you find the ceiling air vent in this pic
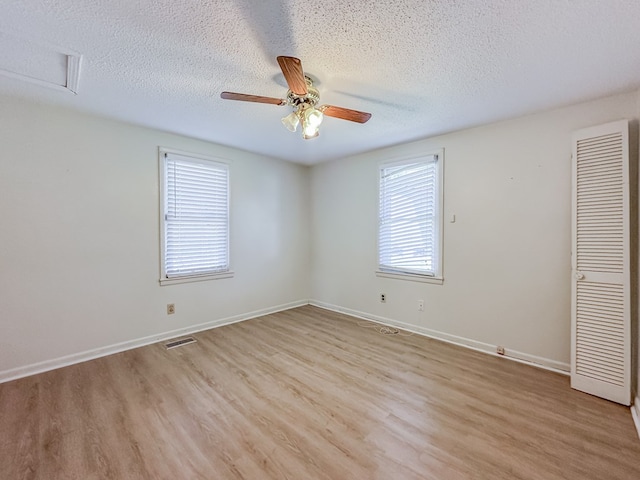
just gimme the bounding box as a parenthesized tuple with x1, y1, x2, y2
(0, 32, 82, 94)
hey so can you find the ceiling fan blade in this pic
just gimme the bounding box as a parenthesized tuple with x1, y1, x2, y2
(321, 105, 372, 123)
(277, 56, 308, 96)
(220, 92, 285, 105)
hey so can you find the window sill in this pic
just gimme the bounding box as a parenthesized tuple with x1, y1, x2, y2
(376, 270, 443, 285)
(160, 271, 234, 286)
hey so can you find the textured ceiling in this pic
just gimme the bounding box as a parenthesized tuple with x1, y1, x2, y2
(1, 1, 640, 164)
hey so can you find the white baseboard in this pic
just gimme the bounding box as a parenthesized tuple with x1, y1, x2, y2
(0, 300, 308, 384)
(0, 299, 572, 384)
(309, 299, 570, 375)
(632, 397, 640, 440)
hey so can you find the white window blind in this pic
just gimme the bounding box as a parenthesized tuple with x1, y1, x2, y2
(378, 154, 441, 277)
(161, 151, 229, 280)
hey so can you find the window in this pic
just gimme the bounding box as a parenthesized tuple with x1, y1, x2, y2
(378, 151, 443, 282)
(159, 148, 231, 284)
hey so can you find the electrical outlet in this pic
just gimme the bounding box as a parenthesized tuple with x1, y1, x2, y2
(418, 300, 424, 311)
(496, 346, 505, 355)
(380, 293, 386, 303)
(167, 303, 175, 315)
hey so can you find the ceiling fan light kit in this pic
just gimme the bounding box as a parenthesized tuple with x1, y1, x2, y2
(281, 111, 300, 132)
(221, 56, 372, 140)
(281, 77, 324, 138)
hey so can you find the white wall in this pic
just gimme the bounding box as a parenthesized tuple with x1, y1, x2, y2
(310, 91, 639, 371)
(0, 95, 310, 380)
(2, 90, 638, 384)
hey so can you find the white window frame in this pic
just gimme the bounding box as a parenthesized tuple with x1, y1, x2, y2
(376, 150, 444, 285)
(159, 147, 233, 285)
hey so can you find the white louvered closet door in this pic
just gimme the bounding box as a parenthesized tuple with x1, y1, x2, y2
(571, 119, 630, 406)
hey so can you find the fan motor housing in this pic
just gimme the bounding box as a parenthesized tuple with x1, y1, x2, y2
(286, 76, 319, 107)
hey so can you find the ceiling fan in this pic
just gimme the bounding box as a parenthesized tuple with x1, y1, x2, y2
(221, 56, 372, 139)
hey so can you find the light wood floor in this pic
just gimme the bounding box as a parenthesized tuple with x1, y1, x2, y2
(1, 305, 639, 479)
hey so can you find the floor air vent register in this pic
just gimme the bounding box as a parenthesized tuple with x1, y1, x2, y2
(165, 337, 197, 350)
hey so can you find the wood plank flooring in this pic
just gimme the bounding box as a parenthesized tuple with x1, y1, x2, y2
(1, 305, 639, 479)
